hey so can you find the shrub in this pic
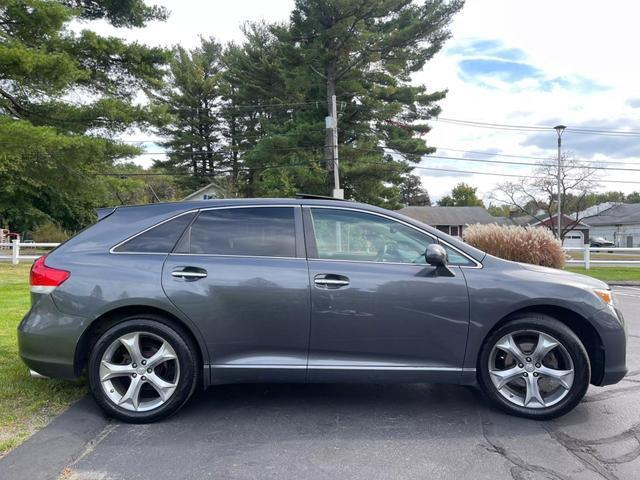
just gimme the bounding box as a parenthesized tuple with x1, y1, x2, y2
(32, 221, 70, 243)
(463, 223, 566, 269)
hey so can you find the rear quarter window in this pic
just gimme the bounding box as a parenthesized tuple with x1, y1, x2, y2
(112, 212, 196, 253)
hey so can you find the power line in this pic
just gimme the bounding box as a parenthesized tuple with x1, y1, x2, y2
(423, 154, 640, 173)
(436, 117, 640, 137)
(131, 145, 640, 173)
(96, 157, 640, 185)
(434, 147, 637, 166)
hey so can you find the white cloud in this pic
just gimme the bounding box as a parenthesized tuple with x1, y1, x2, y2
(417, 0, 640, 201)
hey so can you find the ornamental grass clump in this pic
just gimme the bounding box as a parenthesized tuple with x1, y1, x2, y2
(463, 223, 566, 269)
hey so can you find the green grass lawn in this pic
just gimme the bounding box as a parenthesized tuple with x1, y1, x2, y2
(0, 263, 85, 458)
(565, 266, 640, 282)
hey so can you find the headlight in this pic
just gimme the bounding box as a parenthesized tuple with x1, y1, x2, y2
(593, 288, 615, 309)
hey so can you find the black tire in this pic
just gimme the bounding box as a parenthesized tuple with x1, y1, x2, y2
(478, 314, 590, 420)
(88, 314, 200, 423)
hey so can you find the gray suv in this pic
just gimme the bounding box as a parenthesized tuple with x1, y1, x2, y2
(18, 199, 627, 423)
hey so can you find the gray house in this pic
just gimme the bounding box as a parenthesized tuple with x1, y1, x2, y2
(583, 203, 640, 247)
(398, 206, 499, 237)
(399, 206, 589, 246)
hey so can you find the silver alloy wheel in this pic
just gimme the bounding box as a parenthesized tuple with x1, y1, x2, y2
(99, 331, 180, 412)
(488, 330, 575, 409)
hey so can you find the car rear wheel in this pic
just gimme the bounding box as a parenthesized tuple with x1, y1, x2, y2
(478, 315, 590, 419)
(88, 316, 199, 423)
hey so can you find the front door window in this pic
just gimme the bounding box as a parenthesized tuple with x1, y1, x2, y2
(309, 208, 433, 264)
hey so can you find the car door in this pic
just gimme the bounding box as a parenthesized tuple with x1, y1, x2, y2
(162, 205, 310, 384)
(303, 206, 472, 383)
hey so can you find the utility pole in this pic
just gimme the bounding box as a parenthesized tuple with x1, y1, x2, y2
(326, 94, 343, 199)
(554, 125, 566, 241)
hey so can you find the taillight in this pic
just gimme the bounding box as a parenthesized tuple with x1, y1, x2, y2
(30, 256, 69, 294)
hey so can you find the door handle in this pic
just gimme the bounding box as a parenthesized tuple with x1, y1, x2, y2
(314, 274, 350, 288)
(171, 267, 207, 279)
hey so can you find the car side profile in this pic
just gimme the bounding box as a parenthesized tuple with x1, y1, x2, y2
(18, 198, 627, 423)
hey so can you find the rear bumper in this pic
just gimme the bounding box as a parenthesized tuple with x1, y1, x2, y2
(590, 307, 627, 386)
(17, 294, 90, 380)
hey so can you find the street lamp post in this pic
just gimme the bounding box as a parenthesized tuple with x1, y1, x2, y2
(554, 125, 566, 241)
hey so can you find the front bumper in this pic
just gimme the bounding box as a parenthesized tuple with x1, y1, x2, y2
(18, 294, 90, 379)
(590, 306, 627, 386)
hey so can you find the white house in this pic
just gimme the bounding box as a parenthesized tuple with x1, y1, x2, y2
(583, 203, 640, 247)
(182, 182, 224, 201)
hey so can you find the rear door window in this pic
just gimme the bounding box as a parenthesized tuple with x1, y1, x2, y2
(113, 212, 195, 253)
(179, 207, 296, 257)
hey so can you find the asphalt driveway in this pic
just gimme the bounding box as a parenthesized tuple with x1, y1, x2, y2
(2, 287, 639, 480)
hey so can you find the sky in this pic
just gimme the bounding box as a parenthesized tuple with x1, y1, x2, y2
(85, 0, 640, 202)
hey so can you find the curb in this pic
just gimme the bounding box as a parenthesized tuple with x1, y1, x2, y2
(0, 396, 109, 480)
(607, 281, 640, 286)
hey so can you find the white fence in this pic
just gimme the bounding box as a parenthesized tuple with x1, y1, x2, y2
(2, 241, 639, 269)
(564, 246, 640, 269)
(0, 241, 61, 264)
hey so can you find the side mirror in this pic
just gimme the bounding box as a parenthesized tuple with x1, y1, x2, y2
(425, 244, 455, 277)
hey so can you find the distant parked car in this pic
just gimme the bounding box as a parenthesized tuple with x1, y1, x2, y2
(19, 199, 627, 423)
(590, 237, 614, 248)
(590, 237, 615, 253)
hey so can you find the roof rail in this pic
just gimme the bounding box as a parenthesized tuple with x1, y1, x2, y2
(295, 193, 349, 201)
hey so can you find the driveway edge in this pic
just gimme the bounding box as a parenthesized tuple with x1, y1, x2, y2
(0, 396, 109, 480)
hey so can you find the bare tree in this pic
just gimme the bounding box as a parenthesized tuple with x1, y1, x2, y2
(491, 153, 600, 239)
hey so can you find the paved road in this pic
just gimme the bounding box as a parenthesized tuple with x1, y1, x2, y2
(5, 288, 640, 480)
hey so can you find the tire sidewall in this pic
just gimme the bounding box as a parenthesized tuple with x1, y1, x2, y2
(88, 317, 199, 423)
(478, 315, 591, 420)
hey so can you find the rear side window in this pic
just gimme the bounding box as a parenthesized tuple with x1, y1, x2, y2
(113, 212, 195, 253)
(180, 207, 296, 257)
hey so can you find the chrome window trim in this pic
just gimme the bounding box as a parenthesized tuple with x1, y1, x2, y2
(169, 253, 302, 261)
(110, 205, 298, 256)
(109, 210, 197, 255)
(110, 203, 482, 268)
(306, 205, 482, 269)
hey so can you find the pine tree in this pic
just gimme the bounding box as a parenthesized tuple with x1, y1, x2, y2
(156, 1, 464, 205)
(272, 0, 464, 205)
(0, 0, 168, 232)
(154, 39, 226, 192)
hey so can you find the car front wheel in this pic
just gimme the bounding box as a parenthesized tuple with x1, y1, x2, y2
(88, 316, 199, 423)
(478, 315, 591, 419)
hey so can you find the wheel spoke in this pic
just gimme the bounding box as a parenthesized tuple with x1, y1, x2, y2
(100, 331, 181, 412)
(119, 332, 144, 365)
(531, 333, 559, 363)
(146, 341, 177, 369)
(118, 376, 143, 410)
(537, 365, 574, 390)
(489, 366, 522, 389)
(524, 375, 545, 408)
(495, 333, 527, 364)
(100, 360, 135, 382)
(145, 373, 177, 402)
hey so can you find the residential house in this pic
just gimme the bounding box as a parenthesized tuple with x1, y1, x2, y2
(399, 206, 589, 247)
(583, 203, 640, 247)
(508, 214, 589, 248)
(398, 206, 500, 237)
(182, 182, 225, 201)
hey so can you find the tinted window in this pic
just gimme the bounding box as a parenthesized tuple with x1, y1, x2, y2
(310, 209, 434, 263)
(113, 212, 195, 253)
(185, 207, 296, 257)
(443, 245, 475, 266)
